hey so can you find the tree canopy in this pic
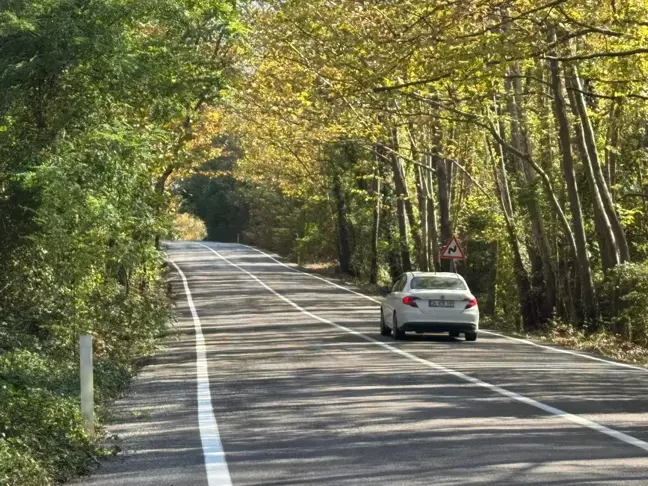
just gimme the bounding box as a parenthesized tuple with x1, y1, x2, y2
(0, 0, 240, 483)
(4, 0, 648, 482)
(183, 0, 648, 336)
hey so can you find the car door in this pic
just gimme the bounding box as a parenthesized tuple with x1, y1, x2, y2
(384, 275, 407, 325)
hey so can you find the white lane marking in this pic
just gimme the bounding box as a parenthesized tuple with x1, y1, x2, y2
(169, 259, 233, 486)
(236, 243, 382, 303)
(197, 243, 648, 454)
(230, 243, 648, 374)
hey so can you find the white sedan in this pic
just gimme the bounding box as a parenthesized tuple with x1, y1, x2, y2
(380, 272, 479, 341)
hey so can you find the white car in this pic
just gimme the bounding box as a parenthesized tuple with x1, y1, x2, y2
(380, 272, 479, 341)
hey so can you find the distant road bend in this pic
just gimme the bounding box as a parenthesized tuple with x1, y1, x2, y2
(79, 241, 648, 486)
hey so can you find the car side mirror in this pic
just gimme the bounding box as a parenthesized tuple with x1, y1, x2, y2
(380, 286, 391, 297)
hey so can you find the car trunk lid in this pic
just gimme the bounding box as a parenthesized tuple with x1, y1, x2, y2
(408, 289, 472, 317)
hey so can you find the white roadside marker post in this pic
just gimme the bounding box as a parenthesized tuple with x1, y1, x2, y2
(79, 335, 95, 438)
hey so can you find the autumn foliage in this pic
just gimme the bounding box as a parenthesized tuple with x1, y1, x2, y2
(183, 0, 648, 338)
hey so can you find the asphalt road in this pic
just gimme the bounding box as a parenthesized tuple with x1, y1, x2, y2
(77, 241, 648, 486)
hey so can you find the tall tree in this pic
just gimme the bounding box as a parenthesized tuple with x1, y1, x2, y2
(548, 28, 597, 321)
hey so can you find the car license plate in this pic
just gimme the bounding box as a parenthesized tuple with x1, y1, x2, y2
(429, 300, 454, 308)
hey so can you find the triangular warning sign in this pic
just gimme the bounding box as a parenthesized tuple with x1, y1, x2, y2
(440, 236, 465, 260)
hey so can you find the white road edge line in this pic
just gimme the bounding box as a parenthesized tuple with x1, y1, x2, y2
(197, 243, 648, 454)
(235, 243, 648, 374)
(169, 259, 233, 486)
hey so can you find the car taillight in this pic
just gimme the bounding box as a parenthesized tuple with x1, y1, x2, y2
(465, 297, 478, 309)
(402, 296, 419, 307)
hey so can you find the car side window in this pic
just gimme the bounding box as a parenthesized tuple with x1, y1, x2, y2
(392, 275, 406, 293)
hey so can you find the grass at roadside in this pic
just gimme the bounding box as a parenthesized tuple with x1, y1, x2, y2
(484, 317, 648, 368)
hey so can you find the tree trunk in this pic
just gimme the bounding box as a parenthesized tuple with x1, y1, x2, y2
(492, 119, 579, 267)
(548, 32, 597, 322)
(154, 166, 175, 249)
(493, 100, 514, 216)
(426, 198, 441, 271)
(488, 240, 499, 318)
(385, 138, 412, 272)
(566, 76, 620, 271)
(332, 174, 354, 276)
(425, 160, 441, 271)
(488, 136, 538, 331)
(155, 166, 174, 196)
(536, 65, 573, 320)
(370, 150, 382, 284)
(422, 122, 441, 271)
(605, 101, 622, 201)
(571, 69, 630, 263)
(432, 128, 453, 271)
(381, 181, 402, 280)
(409, 122, 429, 270)
(389, 128, 422, 268)
(414, 167, 429, 271)
(507, 71, 557, 317)
(394, 194, 412, 272)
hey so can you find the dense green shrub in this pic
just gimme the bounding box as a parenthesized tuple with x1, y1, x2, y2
(0, 439, 50, 486)
(0, 323, 165, 483)
(600, 263, 648, 345)
(0, 387, 93, 480)
(0, 0, 239, 482)
(0, 351, 94, 483)
(174, 213, 208, 241)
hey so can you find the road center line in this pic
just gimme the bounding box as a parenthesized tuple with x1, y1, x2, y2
(169, 259, 233, 486)
(197, 243, 648, 454)
(236, 243, 648, 374)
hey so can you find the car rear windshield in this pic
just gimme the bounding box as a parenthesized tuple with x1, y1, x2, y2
(410, 276, 467, 290)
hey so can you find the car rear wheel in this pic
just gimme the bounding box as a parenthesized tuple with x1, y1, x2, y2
(380, 309, 391, 336)
(392, 312, 405, 340)
(465, 331, 477, 342)
(449, 331, 460, 338)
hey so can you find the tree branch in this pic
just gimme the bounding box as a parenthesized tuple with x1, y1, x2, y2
(545, 48, 648, 62)
(373, 72, 454, 93)
(454, 0, 569, 41)
(556, 7, 625, 37)
(620, 192, 648, 200)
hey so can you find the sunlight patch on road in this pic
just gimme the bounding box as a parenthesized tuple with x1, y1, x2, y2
(197, 243, 648, 456)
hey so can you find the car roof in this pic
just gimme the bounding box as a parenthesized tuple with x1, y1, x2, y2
(409, 272, 463, 278)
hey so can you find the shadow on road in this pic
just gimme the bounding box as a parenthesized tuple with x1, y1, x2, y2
(80, 242, 648, 486)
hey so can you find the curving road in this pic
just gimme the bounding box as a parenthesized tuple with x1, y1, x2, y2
(77, 241, 648, 486)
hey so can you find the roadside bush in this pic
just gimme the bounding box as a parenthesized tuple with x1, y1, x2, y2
(600, 262, 648, 345)
(0, 347, 154, 484)
(0, 0, 238, 481)
(0, 439, 50, 486)
(0, 386, 93, 480)
(93, 358, 135, 403)
(294, 220, 337, 264)
(173, 213, 208, 241)
(0, 351, 95, 483)
(0, 350, 77, 393)
(0, 247, 170, 484)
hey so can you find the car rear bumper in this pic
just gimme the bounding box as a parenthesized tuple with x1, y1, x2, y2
(399, 307, 479, 332)
(401, 322, 478, 333)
